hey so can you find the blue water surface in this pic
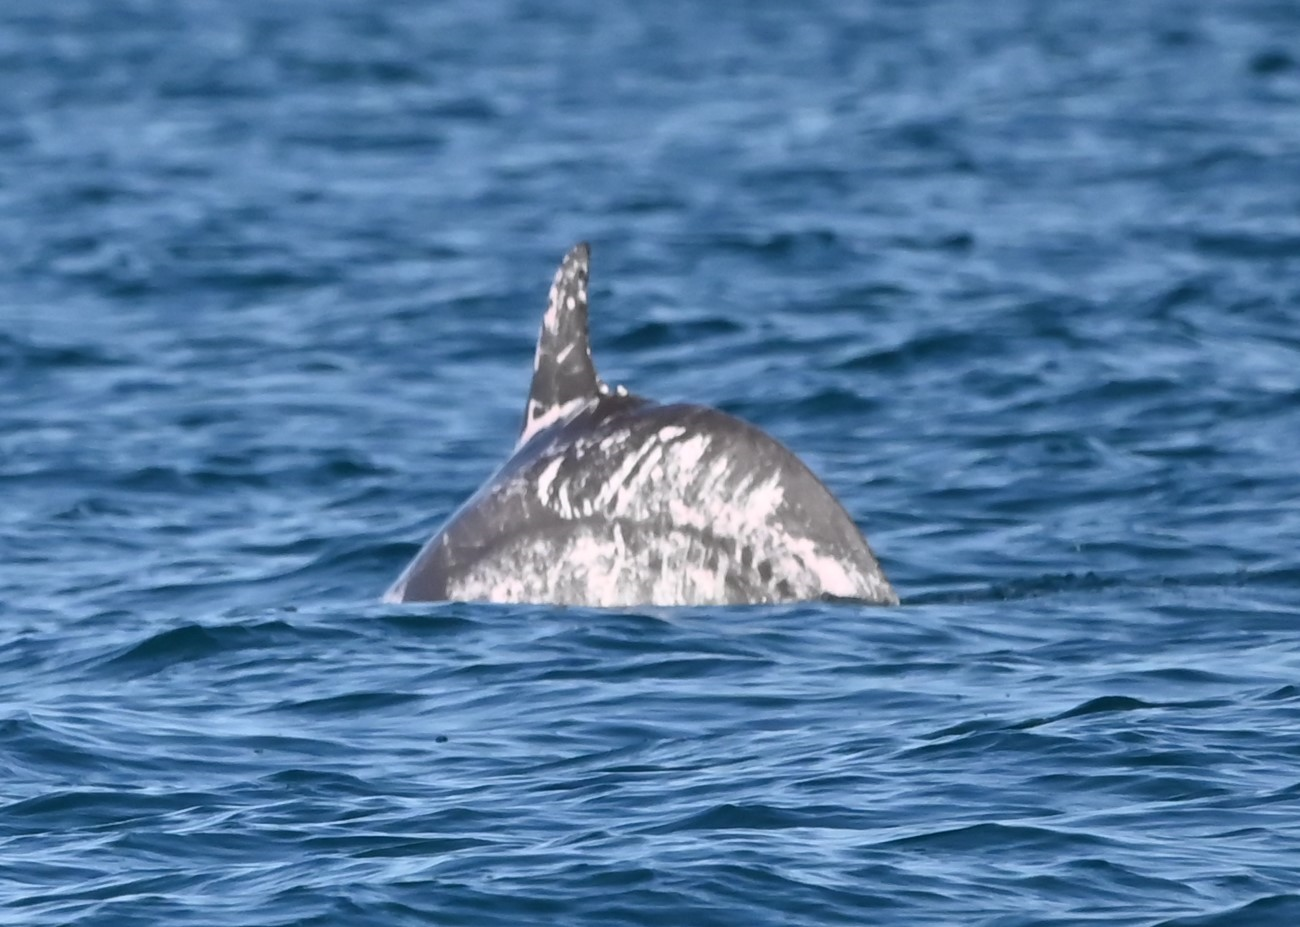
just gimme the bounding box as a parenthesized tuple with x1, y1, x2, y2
(3, 1, 1300, 924)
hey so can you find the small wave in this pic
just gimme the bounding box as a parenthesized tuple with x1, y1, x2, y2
(873, 821, 1117, 853)
(264, 691, 425, 715)
(1193, 230, 1300, 260)
(1153, 893, 1300, 927)
(640, 801, 866, 834)
(99, 620, 303, 675)
(830, 327, 1000, 375)
(606, 317, 742, 351)
(2, 787, 216, 830)
(0, 333, 125, 372)
(259, 768, 375, 795)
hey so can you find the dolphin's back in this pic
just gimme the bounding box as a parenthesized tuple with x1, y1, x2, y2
(386, 398, 897, 606)
(384, 242, 897, 607)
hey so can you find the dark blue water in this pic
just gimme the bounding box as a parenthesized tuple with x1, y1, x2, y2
(4, 1, 1300, 924)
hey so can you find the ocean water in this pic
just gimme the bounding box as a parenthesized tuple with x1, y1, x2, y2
(3, 0, 1300, 924)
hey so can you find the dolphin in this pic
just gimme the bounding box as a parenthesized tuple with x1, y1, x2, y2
(384, 243, 899, 607)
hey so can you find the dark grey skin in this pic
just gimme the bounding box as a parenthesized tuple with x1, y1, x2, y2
(384, 243, 898, 607)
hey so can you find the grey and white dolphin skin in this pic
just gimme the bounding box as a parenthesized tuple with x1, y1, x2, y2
(384, 243, 899, 607)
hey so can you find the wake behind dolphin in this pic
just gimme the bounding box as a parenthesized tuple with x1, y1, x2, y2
(384, 243, 899, 607)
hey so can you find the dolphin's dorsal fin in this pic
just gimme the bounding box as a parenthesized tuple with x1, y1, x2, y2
(517, 242, 605, 446)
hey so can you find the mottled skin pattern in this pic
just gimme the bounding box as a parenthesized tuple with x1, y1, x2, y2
(385, 243, 898, 607)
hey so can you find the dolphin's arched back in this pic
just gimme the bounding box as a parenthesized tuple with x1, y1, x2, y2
(384, 244, 898, 607)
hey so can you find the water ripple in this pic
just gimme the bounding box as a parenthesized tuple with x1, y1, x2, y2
(4, 0, 1300, 924)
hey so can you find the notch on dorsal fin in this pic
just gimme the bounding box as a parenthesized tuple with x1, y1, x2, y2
(517, 242, 605, 446)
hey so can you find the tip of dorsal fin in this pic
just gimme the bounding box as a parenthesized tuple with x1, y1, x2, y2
(518, 242, 604, 446)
